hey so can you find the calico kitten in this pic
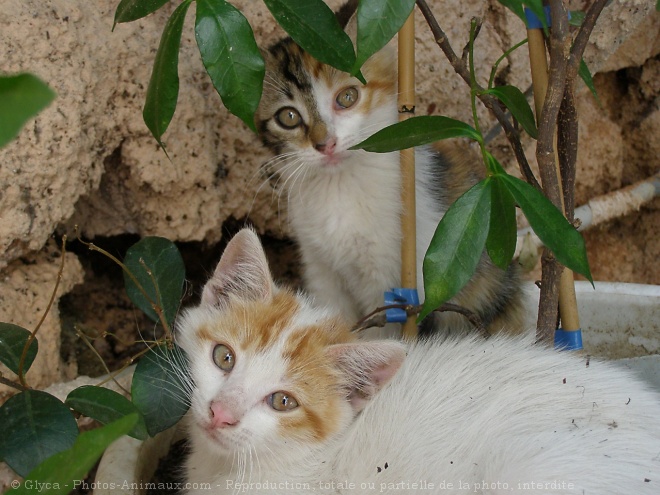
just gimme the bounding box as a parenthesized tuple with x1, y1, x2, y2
(178, 228, 660, 494)
(255, 1, 523, 336)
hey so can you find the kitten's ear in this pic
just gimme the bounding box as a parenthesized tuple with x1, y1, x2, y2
(201, 228, 274, 309)
(328, 341, 406, 412)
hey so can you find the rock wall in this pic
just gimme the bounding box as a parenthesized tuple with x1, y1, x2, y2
(0, 0, 658, 393)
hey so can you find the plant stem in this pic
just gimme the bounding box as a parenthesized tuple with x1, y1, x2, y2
(467, 18, 489, 167)
(558, 0, 610, 221)
(415, 0, 541, 191)
(17, 236, 68, 387)
(533, 0, 572, 343)
(0, 374, 27, 392)
(488, 38, 529, 90)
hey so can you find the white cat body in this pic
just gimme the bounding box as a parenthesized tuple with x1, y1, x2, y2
(180, 229, 660, 495)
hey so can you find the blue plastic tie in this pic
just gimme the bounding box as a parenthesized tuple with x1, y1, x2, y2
(384, 288, 420, 323)
(554, 328, 583, 351)
(524, 5, 552, 29)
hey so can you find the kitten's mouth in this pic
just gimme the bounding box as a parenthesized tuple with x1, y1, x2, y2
(197, 421, 235, 449)
(319, 150, 349, 168)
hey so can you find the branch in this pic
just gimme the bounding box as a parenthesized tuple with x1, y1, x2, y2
(416, 0, 541, 190)
(0, 374, 27, 392)
(567, 0, 610, 81)
(558, 0, 609, 221)
(351, 302, 486, 337)
(534, 0, 572, 342)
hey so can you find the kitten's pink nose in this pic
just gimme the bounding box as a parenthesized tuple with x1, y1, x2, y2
(315, 137, 336, 155)
(210, 401, 238, 428)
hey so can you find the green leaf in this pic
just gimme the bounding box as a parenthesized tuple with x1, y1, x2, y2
(351, 116, 481, 153)
(578, 58, 600, 105)
(114, 0, 171, 27)
(263, 0, 357, 74)
(496, 0, 525, 23)
(487, 175, 517, 270)
(484, 85, 538, 139)
(132, 344, 190, 436)
(195, 0, 265, 132)
(569, 10, 585, 27)
(7, 415, 138, 495)
(499, 174, 593, 283)
(123, 237, 185, 329)
(142, 0, 193, 149)
(352, 0, 415, 73)
(65, 386, 148, 440)
(0, 390, 78, 477)
(0, 323, 38, 375)
(0, 74, 55, 149)
(420, 179, 492, 321)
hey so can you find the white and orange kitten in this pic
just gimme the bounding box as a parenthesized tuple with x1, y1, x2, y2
(178, 228, 660, 494)
(255, 1, 523, 336)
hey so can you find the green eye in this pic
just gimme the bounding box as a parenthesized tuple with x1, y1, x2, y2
(268, 391, 299, 411)
(336, 87, 359, 109)
(212, 344, 235, 372)
(275, 107, 302, 129)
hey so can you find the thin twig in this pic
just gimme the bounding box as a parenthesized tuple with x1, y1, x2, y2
(17, 236, 68, 388)
(567, 0, 609, 81)
(74, 325, 131, 396)
(351, 302, 484, 336)
(415, 0, 541, 190)
(0, 374, 27, 392)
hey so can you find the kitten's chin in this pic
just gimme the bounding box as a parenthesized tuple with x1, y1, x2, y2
(192, 420, 241, 454)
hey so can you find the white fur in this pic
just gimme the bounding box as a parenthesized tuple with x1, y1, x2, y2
(182, 303, 660, 494)
(179, 229, 660, 494)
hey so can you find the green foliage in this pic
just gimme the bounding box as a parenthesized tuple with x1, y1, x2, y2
(498, 173, 593, 284)
(0, 235, 188, 478)
(353, 0, 415, 73)
(7, 415, 138, 495)
(113, 0, 171, 26)
(123, 236, 185, 329)
(131, 344, 190, 436)
(0, 390, 78, 477)
(0, 323, 38, 375)
(142, 0, 193, 150)
(579, 58, 600, 105)
(195, 0, 264, 132)
(65, 386, 148, 440)
(263, 0, 363, 82)
(0, 74, 55, 148)
(351, 116, 482, 152)
(569, 10, 586, 27)
(486, 175, 517, 270)
(420, 180, 492, 321)
(483, 85, 538, 138)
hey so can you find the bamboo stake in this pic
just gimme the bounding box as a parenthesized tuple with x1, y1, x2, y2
(398, 11, 418, 339)
(527, 10, 581, 338)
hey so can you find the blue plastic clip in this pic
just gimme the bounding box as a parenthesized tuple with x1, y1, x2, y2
(524, 5, 552, 29)
(525, 5, 572, 30)
(384, 288, 419, 323)
(554, 328, 583, 351)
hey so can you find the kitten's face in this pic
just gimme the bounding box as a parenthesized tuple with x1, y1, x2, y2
(178, 291, 356, 459)
(256, 39, 397, 176)
(177, 229, 406, 465)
